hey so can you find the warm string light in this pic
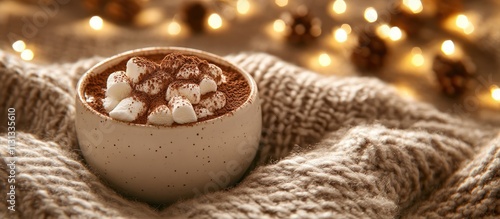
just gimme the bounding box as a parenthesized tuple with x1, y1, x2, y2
(20, 49, 34, 61)
(332, 0, 347, 15)
(464, 24, 474, 35)
(441, 40, 455, 56)
(167, 21, 181, 36)
(135, 8, 164, 27)
(12, 40, 26, 52)
(89, 16, 103, 30)
(334, 28, 347, 43)
(411, 47, 425, 67)
(208, 13, 223, 30)
(376, 24, 403, 41)
(376, 24, 391, 39)
(273, 19, 286, 33)
(341, 24, 352, 33)
(333, 24, 351, 43)
(464, 23, 474, 35)
(237, 0, 250, 15)
(275, 0, 288, 7)
(455, 14, 474, 35)
(402, 0, 423, 14)
(456, 14, 468, 29)
(12, 40, 34, 61)
(490, 86, 500, 101)
(364, 7, 378, 23)
(389, 26, 403, 41)
(310, 21, 322, 37)
(318, 53, 332, 67)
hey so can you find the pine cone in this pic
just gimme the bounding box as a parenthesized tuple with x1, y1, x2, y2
(181, 2, 209, 34)
(351, 29, 388, 71)
(82, 0, 142, 24)
(283, 7, 321, 45)
(432, 54, 474, 97)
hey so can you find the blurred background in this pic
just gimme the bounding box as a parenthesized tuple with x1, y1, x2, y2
(1, 0, 500, 124)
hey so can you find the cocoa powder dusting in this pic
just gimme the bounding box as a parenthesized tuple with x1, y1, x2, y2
(84, 53, 250, 126)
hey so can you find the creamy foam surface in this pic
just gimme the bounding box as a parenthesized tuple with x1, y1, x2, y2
(84, 53, 250, 126)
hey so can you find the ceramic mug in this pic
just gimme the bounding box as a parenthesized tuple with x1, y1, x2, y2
(75, 47, 261, 204)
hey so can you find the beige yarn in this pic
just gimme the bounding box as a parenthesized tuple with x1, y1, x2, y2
(0, 50, 499, 218)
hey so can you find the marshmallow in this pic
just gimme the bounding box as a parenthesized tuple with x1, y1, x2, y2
(166, 82, 201, 104)
(220, 74, 227, 85)
(135, 72, 170, 95)
(160, 53, 185, 70)
(169, 96, 197, 124)
(102, 97, 120, 113)
(106, 71, 132, 100)
(176, 63, 200, 79)
(208, 63, 226, 85)
(194, 107, 213, 119)
(126, 57, 154, 83)
(147, 105, 174, 126)
(199, 76, 217, 95)
(199, 91, 226, 111)
(109, 97, 146, 122)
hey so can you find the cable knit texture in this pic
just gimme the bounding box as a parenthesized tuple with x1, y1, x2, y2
(0, 50, 499, 218)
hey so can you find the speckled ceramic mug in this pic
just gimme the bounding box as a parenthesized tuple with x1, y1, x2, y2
(75, 47, 261, 204)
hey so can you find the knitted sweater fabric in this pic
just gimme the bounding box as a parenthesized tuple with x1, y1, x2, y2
(0, 50, 498, 218)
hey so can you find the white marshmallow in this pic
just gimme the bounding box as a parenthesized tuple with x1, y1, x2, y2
(102, 97, 120, 113)
(194, 107, 213, 119)
(176, 63, 200, 79)
(106, 71, 132, 100)
(199, 76, 217, 95)
(220, 74, 227, 85)
(208, 63, 222, 78)
(126, 57, 152, 83)
(160, 53, 185, 70)
(166, 83, 201, 104)
(199, 91, 226, 111)
(169, 96, 197, 124)
(147, 105, 174, 126)
(208, 63, 226, 85)
(109, 97, 146, 122)
(135, 72, 170, 95)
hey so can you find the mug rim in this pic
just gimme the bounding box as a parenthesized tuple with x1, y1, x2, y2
(76, 47, 258, 128)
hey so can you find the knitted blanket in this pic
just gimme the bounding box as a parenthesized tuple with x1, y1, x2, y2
(0, 50, 498, 218)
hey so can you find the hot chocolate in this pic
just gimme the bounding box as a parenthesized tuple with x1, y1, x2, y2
(76, 47, 261, 204)
(84, 53, 250, 126)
